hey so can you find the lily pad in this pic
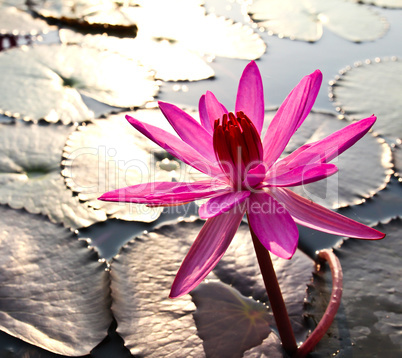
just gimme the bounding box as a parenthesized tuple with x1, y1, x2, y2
(109, 224, 204, 357)
(248, 0, 388, 42)
(0, 205, 112, 356)
(110, 220, 314, 356)
(394, 146, 402, 179)
(59, 29, 215, 81)
(0, 5, 52, 35)
(62, 110, 177, 222)
(127, 0, 266, 60)
(214, 222, 314, 341)
(330, 57, 402, 142)
(264, 110, 393, 209)
(190, 281, 273, 358)
(306, 219, 402, 356)
(351, 0, 402, 8)
(0, 120, 106, 228)
(29, 0, 139, 31)
(0, 44, 158, 124)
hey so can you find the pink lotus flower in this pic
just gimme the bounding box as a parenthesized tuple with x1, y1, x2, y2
(99, 61, 384, 298)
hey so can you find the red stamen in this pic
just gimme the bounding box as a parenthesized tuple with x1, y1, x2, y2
(213, 111, 264, 187)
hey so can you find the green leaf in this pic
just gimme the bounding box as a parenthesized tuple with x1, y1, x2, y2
(62, 110, 178, 222)
(350, 0, 402, 8)
(110, 220, 314, 356)
(264, 109, 393, 209)
(0, 44, 158, 123)
(191, 281, 273, 358)
(110, 222, 205, 357)
(0, 205, 112, 356)
(60, 29, 215, 82)
(132, 0, 266, 60)
(249, 0, 388, 42)
(29, 0, 139, 29)
(305, 219, 402, 356)
(0, 121, 106, 228)
(394, 146, 402, 180)
(214, 222, 314, 341)
(0, 5, 52, 35)
(330, 57, 402, 142)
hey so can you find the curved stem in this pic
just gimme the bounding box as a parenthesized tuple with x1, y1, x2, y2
(247, 217, 298, 356)
(295, 249, 343, 357)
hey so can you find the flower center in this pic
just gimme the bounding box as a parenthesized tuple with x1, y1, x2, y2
(213, 111, 263, 187)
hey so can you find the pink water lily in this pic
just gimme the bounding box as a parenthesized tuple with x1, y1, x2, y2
(99, 61, 384, 298)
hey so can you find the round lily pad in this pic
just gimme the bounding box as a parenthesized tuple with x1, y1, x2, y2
(353, 0, 402, 8)
(59, 29, 215, 82)
(109, 223, 204, 357)
(214, 222, 314, 341)
(330, 57, 402, 142)
(110, 220, 314, 356)
(264, 109, 393, 209)
(394, 145, 402, 179)
(0, 120, 106, 228)
(305, 219, 402, 356)
(248, 0, 388, 42)
(0, 44, 158, 124)
(0, 5, 52, 35)
(62, 110, 178, 222)
(0, 205, 112, 356)
(128, 0, 266, 60)
(190, 281, 274, 358)
(29, 0, 139, 30)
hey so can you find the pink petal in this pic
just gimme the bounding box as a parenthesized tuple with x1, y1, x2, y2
(242, 163, 267, 189)
(199, 191, 250, 219)
(262, 70, 323, 168)
(235, 61, 265, 135)
(247, 191, 299, 259)
(158, 101, 215, 162)
(99, 180, 230, 205)
(271, 116, 377, 174)
(170, 205, 245, 298)
(204, 91, 228, 129)
(263, 163, 338, 187)
(126, 115, 222, 178)
(198, 94, 213, 134)
(271, 187, 385, 239)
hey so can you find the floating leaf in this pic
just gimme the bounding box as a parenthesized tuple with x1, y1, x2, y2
(214, 222, 314, 341)
(248, 0, 387, 42)
(129, 0, 266, 60)
(306, 219, 402, 356)
(0, 5, 52, 35)
(337, 176, 402, 229)
(264, 110, 393, 209)
(0, 120, 106, 228)
(330, 57, 402, 142)
(59, 29, 215, 81)
(109, 223, 204, 357)
(0, 44, 158, 123)
(350, 0, 402, 8)
(0, 205, 112, 356)
(29, 0, 139, 30)
(191, 281, 273, 358)
(394, 146, 402, 179)
(110, 220, 314, 356)
(62, 110, 179, 222)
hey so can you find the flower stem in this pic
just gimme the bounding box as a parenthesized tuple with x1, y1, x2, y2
(295, 249, 343, 358)
(248, 218, 298, 356)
